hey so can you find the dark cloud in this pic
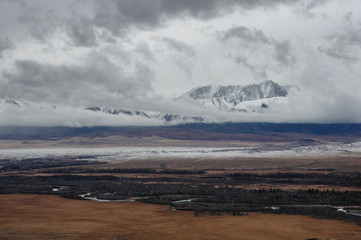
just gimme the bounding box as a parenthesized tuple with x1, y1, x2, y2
(13, 1, 97, 47)
(90, 0, 235, 41)
(12, 0, 305, 47)
(15, 0, 234, 46)
(0, 38, 14, 58)
(91, 0, 297, 38)
(162, 37, 195, 57)
(92, 0, 224, 36)
(1, 53, 154, 107)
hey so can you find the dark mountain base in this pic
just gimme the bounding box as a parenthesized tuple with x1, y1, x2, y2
(0, 123, 360, 141)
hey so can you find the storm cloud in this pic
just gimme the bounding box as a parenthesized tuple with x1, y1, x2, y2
(1, 0, 361, 125)
(90, 0, 297, 37)
(11, 0, 300, 47)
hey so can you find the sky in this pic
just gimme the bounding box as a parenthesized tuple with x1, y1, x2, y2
(1, 0, 361, 125)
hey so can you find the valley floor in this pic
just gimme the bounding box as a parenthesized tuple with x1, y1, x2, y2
(1, 135, 361, 239)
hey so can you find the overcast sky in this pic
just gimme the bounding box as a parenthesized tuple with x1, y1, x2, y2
(1, 0, 361, 124)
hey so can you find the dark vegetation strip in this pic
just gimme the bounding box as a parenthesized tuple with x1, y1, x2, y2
(1, 175, 360, 206)
(227, 172, 361, 187)
(2, 160, 361, 188)
(22, 166, 361, 188)
(2, 159, 358, 188)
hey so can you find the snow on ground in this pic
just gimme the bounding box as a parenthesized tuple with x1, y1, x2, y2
(288, 141, 361, 154)
(0, 142, 361, 161)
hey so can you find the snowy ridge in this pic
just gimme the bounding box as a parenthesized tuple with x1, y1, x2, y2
(0, 99, 165, 127)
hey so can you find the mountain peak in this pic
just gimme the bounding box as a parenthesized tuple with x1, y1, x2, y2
(179, 80, 288, 111)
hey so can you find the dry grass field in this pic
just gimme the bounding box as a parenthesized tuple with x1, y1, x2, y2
(0, 194, 360, 240)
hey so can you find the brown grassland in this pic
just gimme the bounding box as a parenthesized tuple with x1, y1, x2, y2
(0, 194, 360, 240)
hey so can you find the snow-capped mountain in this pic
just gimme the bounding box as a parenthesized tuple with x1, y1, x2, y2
(0, 80, 290, 126)
(177, 80, 288, 112)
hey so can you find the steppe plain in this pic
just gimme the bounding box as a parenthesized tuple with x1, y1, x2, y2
(1, 132, 361, 240)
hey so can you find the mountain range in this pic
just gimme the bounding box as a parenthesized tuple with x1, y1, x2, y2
(0, 80, 289, 125)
